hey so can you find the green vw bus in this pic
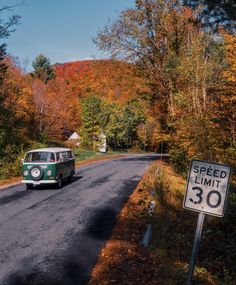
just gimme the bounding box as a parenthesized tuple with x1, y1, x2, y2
(21, 147, 75, 189)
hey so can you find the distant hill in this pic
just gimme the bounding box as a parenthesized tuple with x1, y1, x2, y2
(54, 59, 148, 103)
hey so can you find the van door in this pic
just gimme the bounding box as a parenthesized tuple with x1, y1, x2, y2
(66, 150, 75, 176)
(56, 152, 65, 180)
(60, 151, 71, 179)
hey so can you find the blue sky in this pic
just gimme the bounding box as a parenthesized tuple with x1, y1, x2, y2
(2, 0, 135, 70)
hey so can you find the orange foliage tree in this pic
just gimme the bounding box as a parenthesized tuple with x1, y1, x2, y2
(32, 76, 81, 140)
(31, 54, 81, 140)
(1, 57, 35, 145)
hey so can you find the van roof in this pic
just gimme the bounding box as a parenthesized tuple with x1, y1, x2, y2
(27, 147, 72, 153)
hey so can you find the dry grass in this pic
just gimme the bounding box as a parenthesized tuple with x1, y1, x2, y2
(0, 176, 21, 188)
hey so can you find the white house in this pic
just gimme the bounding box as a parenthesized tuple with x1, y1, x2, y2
(68, 132, 81, 147)
(68, 132, 80, 140)
(96, 133, 107, 153)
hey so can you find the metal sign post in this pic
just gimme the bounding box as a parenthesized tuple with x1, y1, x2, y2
(186, 212, 205, 285)
(183, 160, 231, 285)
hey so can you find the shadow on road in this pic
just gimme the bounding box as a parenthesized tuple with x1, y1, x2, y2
(120, 155, 168, 162)
(90, 172, 115, 188)
(86, 207, 117, 241)
(0, 190, 32, 206)
(31, 175, 83, 191)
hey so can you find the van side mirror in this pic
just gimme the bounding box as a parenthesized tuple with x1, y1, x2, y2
(20, 159, 24, 164)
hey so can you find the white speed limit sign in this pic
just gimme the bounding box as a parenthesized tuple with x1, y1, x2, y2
(183, 160, 231, 217)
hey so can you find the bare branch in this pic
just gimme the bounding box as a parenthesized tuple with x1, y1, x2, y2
(0, 1, 24, 13)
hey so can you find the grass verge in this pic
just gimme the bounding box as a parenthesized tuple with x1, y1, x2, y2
(74, 149, 125, 166)
(74, 149, 105, 162)
(88, 161, 236, 285)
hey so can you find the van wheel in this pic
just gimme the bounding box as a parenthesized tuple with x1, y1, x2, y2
(57, 176, 63, 189)
(68, 173, 73, 183)
(26, 183, 33, 190)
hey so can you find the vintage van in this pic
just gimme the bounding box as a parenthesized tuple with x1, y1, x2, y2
(21, 147, 75, 189)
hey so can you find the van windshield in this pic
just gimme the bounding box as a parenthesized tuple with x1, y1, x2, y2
(24, 152, 55, 163)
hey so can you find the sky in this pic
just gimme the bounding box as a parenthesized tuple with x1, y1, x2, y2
(2, 0, 135, 71)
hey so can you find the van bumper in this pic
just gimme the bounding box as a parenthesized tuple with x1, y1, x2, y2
(22, 180, 57, 185)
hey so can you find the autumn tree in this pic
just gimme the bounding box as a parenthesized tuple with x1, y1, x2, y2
(103, 101, 137, 149)
(0, 57, 37, 177)
(122, 100, 146, 146)
(31, 75, 80, 140)
(0, 3, 21, 156)
(208, 30, 236, 167)
(221, 31, 236, 144)
(94, 0, 201, 126)
(102, 103, 125, 148)
(31, 54, 56, 137)
(94, 1, 197, 128)
(0, 2, 21, 108)
(79, 95, 146, 150)
(97, 99, 145, 149)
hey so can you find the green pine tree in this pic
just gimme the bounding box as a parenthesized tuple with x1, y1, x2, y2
(80, 96, 102, 150)
(31, 54, 55, 83)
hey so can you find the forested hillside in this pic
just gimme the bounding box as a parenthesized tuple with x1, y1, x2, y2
(0, 0, 235, 180)
(55, 60, 148, 103)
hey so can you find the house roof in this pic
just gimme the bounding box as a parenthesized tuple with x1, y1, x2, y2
(68, 132, 80, 140)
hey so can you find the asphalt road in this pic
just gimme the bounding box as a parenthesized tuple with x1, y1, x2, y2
(0, 154, 160, 285)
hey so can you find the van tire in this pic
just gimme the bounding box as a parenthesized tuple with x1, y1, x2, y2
(68, 172, 73, 183)
(57, 176, 63, 189)
(26, 183, 33, 190)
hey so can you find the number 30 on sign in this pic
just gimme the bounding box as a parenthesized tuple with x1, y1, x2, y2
(183, 160, 231, 217)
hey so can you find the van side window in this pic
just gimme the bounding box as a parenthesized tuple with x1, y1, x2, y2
(67, 151, 73, 159)
(49, 152, 55, 162)
(61, 151, 69, 161)
(56, 153, 60, 161)
(56, 151, 73, 162)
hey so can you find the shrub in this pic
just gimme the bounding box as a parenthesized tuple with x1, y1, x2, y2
(169, 145, 189, 175)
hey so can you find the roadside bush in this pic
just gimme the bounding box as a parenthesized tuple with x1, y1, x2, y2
(0, 144, 24, 179)
(0, 140, 64, 181)
(169, 144, 189, 175)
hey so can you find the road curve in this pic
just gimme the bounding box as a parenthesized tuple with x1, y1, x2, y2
(0, 154, 160, 285)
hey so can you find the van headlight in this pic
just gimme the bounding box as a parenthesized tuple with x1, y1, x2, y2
(23, 170, 29, 176)
(47, 170, 52, 176)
